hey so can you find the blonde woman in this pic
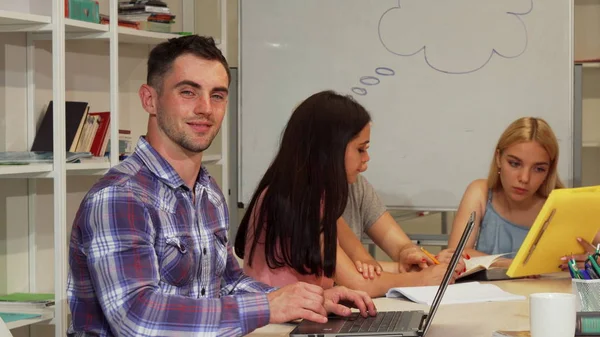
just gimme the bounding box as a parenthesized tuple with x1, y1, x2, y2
(438, 117, 564, 267)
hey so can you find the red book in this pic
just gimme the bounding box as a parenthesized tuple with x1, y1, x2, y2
(88, 112, 110, 157)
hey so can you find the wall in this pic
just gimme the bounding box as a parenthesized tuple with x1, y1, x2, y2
(576, 0, 600, 187)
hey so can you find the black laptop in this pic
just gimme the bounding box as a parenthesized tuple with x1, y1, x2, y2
(289, 211, 476, 337)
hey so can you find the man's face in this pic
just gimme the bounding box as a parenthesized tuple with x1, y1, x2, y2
(154, 54, 229, 153)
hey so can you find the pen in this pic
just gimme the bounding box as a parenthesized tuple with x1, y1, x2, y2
(568, 262, 576, 278)
(580, 269, 591, 280)
(588, 255, 600, 276)
(420, 247, 440, 265)
(585, 262, 599, 279)
(569, 259, 583, 279)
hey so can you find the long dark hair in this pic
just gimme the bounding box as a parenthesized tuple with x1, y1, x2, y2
(234, 90, 372, 278)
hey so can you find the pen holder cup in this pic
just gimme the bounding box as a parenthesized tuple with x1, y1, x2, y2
(572, 279, 600, 312)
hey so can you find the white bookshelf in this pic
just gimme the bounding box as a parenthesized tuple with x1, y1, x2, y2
(580, 62, 600, 69)
(0, 10, 51, 31)
(118, 26, 180, 44)
(0, 1, 230, 336)
(65, 18, 108, 33)
(66, 161, 111, 175)
(202, 154, 222, 164)
(0, 164, 53, 178)
(583, 141, 600, 148)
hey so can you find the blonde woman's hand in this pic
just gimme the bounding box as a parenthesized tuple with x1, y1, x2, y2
(559, 237, 598, 270)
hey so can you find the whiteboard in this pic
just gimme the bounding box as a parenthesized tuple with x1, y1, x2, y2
(239, 0, 574, 210)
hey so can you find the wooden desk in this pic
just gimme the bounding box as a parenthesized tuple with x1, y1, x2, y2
(249, 273, 572, 337)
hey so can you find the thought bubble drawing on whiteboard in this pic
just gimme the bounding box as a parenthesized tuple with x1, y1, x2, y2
(351, 67, 395, 96)
(377, 0, 533, 75)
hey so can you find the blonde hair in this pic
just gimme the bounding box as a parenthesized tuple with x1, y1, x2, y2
(487, 117, 564, 197)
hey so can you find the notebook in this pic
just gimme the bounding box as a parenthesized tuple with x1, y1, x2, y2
(288, 211, 477, 337)
(386, 281, 525, 305)
(491, 331, 530, 337)
(454, 253, 523, 282)
(507, 185, 600, 278)
(460, 253, 509, 278)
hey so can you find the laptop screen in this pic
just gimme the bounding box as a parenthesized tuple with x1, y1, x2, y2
(420, 211, 476, 336)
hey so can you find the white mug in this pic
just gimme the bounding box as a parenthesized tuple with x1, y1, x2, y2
(530, 292, 576, 337)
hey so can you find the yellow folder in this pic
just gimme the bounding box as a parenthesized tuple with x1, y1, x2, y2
(506, 185, 600, 277)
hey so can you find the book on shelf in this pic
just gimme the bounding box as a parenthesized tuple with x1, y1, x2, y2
(88, 111, 111, 157)
(0, 312, 42, 324)
(30, 100, 90, 153)
(30, 100, 112, 158)
(66, 0, 100, 24)
(106, 0, 175, 32)
(0, 293, 55, 309)
(106, 129, 133, 156)
(0, 151, 92, 164)
(75, 114, 99, 153)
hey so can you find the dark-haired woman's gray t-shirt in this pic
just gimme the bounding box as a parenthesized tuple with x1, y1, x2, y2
(342, 175, 387, 239)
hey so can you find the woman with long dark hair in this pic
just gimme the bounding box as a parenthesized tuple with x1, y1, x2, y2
(234, 90, 463, 297)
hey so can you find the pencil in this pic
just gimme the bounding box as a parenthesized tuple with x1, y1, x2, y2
(420, 247, 440, 265)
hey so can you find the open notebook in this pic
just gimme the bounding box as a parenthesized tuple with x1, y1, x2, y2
(385, 281, 525, 306)
(458, 253, 510, 279)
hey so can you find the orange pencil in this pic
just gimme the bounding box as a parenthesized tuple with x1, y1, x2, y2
(420, 247, 440, 265)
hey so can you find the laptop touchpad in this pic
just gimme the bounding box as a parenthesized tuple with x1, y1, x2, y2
(294, 317, 346, 333)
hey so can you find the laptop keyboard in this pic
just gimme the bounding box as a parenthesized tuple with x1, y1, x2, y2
(338, 311, 421, 333)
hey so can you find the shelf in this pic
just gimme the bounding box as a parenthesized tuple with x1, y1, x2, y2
(66, 161, 110, 175)
(1, 306, 54, 330)
(583, 142, 600, 148)
(31, 19, 110, 40)
(0, 164, 53, 178)
(202, 154, 222, 164)
(0, 10, 51, 32)
(118, 27, 181, 44)
(65, 19, 108, 34)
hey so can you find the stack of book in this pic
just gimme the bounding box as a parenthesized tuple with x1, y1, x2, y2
(0, 293, 55, 309)
(100, 0, 175, 32)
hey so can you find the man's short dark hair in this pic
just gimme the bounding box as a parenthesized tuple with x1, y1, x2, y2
(147, 35, 230, 93)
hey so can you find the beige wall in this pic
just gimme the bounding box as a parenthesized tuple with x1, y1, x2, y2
(195, 0, 239, 66)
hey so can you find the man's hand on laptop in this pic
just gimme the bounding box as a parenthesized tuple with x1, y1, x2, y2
(266, 282, 377, 324)
(323, 286, 376, 318)
(267, 282, 327, 323)
(267, 282, 330, 324)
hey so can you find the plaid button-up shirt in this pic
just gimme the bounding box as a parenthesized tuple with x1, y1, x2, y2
(67, 137, 273, 336)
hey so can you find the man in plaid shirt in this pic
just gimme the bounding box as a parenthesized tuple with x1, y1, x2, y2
(66, 35, 375, 337)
